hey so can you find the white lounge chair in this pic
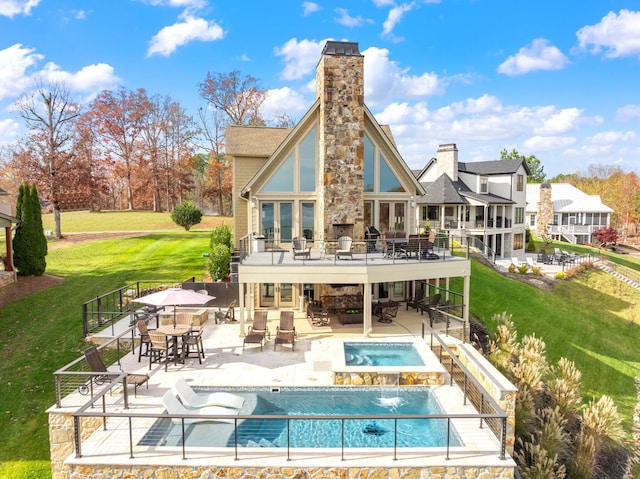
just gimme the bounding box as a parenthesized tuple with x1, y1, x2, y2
(173, 377, 245, 409)
(511, 257, 522, 268)
(162, 391, 239, 424)
(526, 257, 536, 268)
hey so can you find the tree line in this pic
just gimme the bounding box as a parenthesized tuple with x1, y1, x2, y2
(0, 71, 277, 239)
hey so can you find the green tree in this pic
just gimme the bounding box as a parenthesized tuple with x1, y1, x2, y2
(170, 201, 202, 231)
(500, 148, 546, 183)
(13, 182, 48, 275)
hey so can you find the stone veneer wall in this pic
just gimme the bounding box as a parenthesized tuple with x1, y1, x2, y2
(536, 183, 553, 239)
(316, 44, 365, 243)
(456, 344, 517, 455)
(49, 464, 515, 479)
(334, 371, 444, 386)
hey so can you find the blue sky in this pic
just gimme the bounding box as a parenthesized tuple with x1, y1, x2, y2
(1, 0, 640, 177)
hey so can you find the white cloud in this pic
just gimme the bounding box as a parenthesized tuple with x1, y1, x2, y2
(302, 1, 320, 16)
(498, 38, 570, 76)
(144, 0, 206, 9)
(576, 9, 640, 59)
(0, 44, 43, 101)
(586, 130, 637, 144)
(372, 0, 395, 6)
(0, 118, 21, 145)
(363, 46, 443, 107)
(382, 2, 416, 39)
(147, 16, 225, 57)
(533, 107, 583, 135)
(523, 135, 576, 151)
(0, 0, 39, 18)
(261, 87, 309, 120)
(274, 38, 328, 81)
(39, 62, 120, 98)
(334, 8, 372, 27)
(617, 104, 640, 121)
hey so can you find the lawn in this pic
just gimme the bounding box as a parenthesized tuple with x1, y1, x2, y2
(1, 213, 639, 478)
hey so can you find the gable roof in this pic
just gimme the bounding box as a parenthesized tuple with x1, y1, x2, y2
(418, 174, 514, 205)
(526, 183, 613, 213)
(225, 126, 292, 157)
(459, 159, 530, 176)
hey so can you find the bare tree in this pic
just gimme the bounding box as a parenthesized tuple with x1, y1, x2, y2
(15, 81, 80, 239)
(198, 70, 266, 126)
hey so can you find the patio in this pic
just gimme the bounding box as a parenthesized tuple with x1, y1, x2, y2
(50, 305, 517, 478)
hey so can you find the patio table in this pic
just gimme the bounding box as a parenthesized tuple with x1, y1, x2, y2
(157, 324, 191, 365)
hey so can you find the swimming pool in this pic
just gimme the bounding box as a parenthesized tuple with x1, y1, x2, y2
(140, 387, 463, 448)
(344, 342, 425, 366)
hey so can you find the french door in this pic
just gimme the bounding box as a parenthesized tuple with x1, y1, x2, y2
(261, 202, 293, 244)
(261, 283, 294, 308)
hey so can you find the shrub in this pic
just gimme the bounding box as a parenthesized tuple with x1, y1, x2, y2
(209, 224, 233, 251)
(555, 272, 567, 280)
(208, 243, 231, 281)
(531, 266, 542, 276)
(13, 182, 47, 276)
(518, 264, 530, 274)
(171, 201, 202, 231)
(508, 264, 517, 273)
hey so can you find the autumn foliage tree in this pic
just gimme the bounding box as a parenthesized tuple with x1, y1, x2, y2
(592, 226, 619, 246)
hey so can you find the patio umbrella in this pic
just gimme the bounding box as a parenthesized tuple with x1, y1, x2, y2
(135, 287, 215, 327)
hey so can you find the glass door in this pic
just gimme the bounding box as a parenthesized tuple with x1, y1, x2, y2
(260, 283, 294, 308)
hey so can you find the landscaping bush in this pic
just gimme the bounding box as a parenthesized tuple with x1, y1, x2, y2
(13, 182, 47, 276)
(531, 266, 542, 276)
(508, 264, 517, 274)
(209, 224, 233, 251)
(555, 271, 567, 280)
(208, 243, 231, 281)
(518, 264, 529, 274)
(171, 201, 202, 231)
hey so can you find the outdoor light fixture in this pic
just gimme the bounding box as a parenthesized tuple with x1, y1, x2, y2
(251, 196, 257, 208)
(410, 196, 416, 208)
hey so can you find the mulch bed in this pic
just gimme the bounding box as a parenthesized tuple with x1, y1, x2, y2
(0, 274, 65, 308)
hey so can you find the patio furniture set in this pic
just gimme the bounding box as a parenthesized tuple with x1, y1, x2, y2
(243, 310, 296, 351)
(536, 248, 579, 266)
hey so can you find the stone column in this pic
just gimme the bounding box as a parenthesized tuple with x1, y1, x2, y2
(536, 184, 553, 238)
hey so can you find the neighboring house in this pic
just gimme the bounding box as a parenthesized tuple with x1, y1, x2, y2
(415, 145, 530, 259)
(226, 41, 471, 325)
(0, 187, 18, 284)
(526, 182, 613, 244)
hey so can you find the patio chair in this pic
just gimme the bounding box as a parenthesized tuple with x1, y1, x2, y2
(148, 330, 175, 371)
(375, 302, 399, 323)
(172, 377, 245, 409)
(274, 310, 296, 351)
(182, 327, 205, 363)
(214, 300, 237, 324)
(243, 310, 270, 351)
(511, 257, 522, 268)
(406, 288, 424, 311)
(526, 257, 536, 269)
(81, 346, 149, 397)
(292, 236, 311, 260)
(136, 319, 155, 362)
(335, 236, 353, 260)
(419, 293, 441, 316)
(161, 391, 239, 425)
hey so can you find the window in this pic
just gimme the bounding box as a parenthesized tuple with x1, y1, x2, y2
(301, 202, 315, 241)
(513, 233, 524, 250)
(299, 127, 316, 192)
(480, 177, 488, 193)
(515, 207, 524, 224)
(529, 214, 536, 226)
(427, 205, 439, 220)
(379, 156, 405, 192)
(516, 174, 524, 192)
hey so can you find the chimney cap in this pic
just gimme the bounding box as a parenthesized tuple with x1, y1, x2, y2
(540, 183, 551, 188)
(322, 41, 362, 56)
(437, 143, 458, 151)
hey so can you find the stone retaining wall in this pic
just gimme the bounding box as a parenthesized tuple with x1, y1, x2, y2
(334, 371, 444, 386)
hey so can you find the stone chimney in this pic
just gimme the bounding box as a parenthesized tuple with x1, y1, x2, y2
(436, 143, 458, 181)
(316, 41, 365, 241)
(536, 183, 553, 238)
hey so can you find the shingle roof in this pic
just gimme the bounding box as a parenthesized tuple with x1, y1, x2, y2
(225, 126, 292, 157)
(526, 183, 613, 213)
(417, 173, 514, 205)
(459, 159, 529, 175)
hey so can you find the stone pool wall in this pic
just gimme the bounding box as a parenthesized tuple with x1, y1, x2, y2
(51, 464, 515, 479)
(333, 370, 444, 386)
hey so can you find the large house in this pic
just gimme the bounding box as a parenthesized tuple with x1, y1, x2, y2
(526, 182, 613, 244)
(226, 41, 471, 328)
(415, 146, 530, 259)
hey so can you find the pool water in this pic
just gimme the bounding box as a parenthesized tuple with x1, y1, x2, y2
(344, 342, 425, 366)
(140, 387, 462, 449)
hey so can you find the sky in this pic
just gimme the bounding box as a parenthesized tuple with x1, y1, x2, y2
(1, 0, 640, 178)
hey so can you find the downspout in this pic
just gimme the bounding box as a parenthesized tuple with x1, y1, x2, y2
(8, 224, 18, 281)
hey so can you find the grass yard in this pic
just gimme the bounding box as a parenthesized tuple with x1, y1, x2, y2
(0, 230, 212, 479)
(1, 213, 640, 478)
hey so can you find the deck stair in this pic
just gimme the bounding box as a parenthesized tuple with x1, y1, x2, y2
(598, 264, 640, 291)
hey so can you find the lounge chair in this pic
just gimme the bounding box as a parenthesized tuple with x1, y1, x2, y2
(82, 346, 149, 397)
(161, 391, 239, 424)
(172, 377, 244, 409)
(215, 300, 237, 324)
(243, 310, 270, 351)
(274, 310, 296, 351)
(292, 236, 311, 260)
(335, 236, 353, 260)
(406, 288, 424, 311)
(526, 257, 536, 269)
(511, 257, 522, 268)
(418, 293, 441, 316)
